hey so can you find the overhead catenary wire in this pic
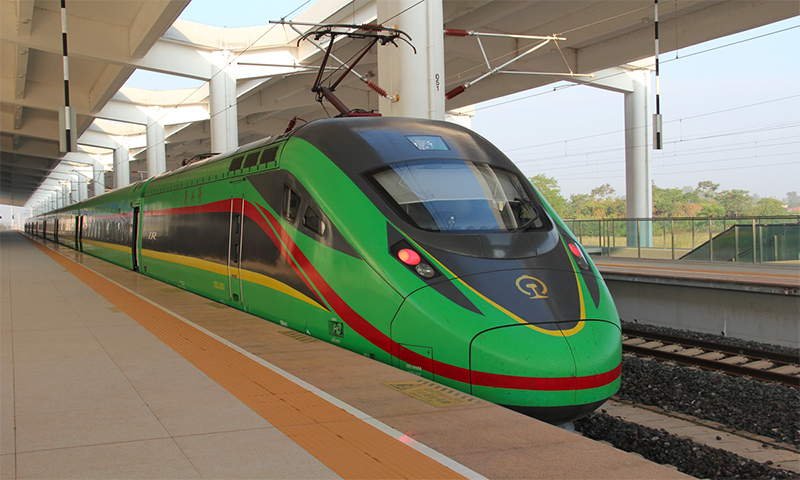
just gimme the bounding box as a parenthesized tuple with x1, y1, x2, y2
(442, 29, 592, 100)
(473, 23, 800, 115)
(445, 1, 669, 84)
(497, 94, 800, 155)
(515, 134, 800, 169)
(520, 133, 800, 165)
(63, 2, 798, 208)
(555, 160, 799, 182)
(512, 120, 800, 163)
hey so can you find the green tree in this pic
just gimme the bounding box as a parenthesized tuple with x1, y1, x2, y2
(566, 184, 624, 219)
(696, 180, 720, 199)
(591, 183, 616, 200)
(785, 191, 800, 208)
(566, 193, 594, 219)
(653, 184, 683, 217)
(652, 184, 705, 217)
(753, 197, 788, 216)
(717, 189, 753, 217)
(529, 174, 566, 215)
(699, 202, 725, 218)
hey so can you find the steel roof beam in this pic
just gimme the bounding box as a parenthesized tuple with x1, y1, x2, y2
(576, 0, 800, 74)
(16, 0, 34, 36)
(0, 4, 212, 81)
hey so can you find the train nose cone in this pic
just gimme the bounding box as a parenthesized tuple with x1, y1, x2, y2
(470, 321, 621, 424)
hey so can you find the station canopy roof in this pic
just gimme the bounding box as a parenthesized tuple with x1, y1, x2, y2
(1, 0, 797, 207)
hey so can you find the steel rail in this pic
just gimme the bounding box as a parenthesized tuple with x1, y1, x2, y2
(622, 328, 799, 388)
(623, 327, 800, 364)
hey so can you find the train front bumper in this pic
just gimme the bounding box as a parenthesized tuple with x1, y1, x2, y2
(470, 321, 622, 424)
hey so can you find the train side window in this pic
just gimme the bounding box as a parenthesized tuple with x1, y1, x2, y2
(302, 206, 326, 236)
(242, 151, 260, 169)
(283, 186, 301, 221)
(259, 147, 278, 166)
(229, 156, 244, 172)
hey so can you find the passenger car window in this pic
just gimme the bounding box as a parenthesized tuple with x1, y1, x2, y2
(302, 206, 326, 236)
(283, 186, 301, 221)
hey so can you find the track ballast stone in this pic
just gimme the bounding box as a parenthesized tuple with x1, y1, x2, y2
(618, 355, 800, 447)
(575, 412, 800, 480)
(621, 321, 800, 447)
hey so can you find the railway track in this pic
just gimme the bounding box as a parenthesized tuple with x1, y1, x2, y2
(621, 327, 800, 388)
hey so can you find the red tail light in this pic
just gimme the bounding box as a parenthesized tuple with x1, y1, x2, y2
(568, 242, 590, 271)
(397, 248, 421, 266)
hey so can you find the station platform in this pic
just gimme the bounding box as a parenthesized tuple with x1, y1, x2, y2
(593, 256, 800, 293)
(592, 256, 799, 348)
(0, 230, 689, 479)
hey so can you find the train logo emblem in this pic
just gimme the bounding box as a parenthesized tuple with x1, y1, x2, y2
(515, 275, 548, 299)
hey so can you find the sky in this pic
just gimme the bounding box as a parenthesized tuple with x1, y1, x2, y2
(3, 1, 798, 226)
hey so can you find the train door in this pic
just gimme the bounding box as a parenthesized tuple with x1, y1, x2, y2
(227, 181, 245, 305)
(54, 219, 59, 243)
(75, 215, 81, 251)
(131, 206, 140, 271)
(78, 216, 85, 251)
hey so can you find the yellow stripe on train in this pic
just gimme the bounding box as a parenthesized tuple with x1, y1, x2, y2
(141, 249, 328, 311)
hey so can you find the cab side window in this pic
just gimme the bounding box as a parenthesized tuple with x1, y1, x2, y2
(302, 206, 326, 236)
(283, 186, 301, 221)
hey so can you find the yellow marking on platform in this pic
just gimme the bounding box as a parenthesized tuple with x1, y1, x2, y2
(205, 302, 228, 309)
(27, 236, 465, 480)
(384, 380, 483, 407)
(279, 330, 319, 343)
(141, 248, 327, 311)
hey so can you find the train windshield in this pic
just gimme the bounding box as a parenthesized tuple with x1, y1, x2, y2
(372, 160, 542, 232)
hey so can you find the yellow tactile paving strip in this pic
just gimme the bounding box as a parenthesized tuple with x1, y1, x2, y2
(26, 236, 465, 480)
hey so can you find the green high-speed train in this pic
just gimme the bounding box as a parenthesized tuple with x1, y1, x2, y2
(27, 117, 621, 424)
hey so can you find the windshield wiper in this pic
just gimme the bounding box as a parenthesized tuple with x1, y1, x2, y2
(513, 198, 539, 232)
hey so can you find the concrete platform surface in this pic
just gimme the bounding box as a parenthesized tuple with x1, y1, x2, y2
(2, 231, 689, 479)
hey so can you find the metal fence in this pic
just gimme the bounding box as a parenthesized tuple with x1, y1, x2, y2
(562, 215, 800, 262)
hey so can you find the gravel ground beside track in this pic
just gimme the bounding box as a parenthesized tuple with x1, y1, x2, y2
(619, 321, 799, 447)
(617, 355, 799, 447)
(575, 413, 800, 480)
